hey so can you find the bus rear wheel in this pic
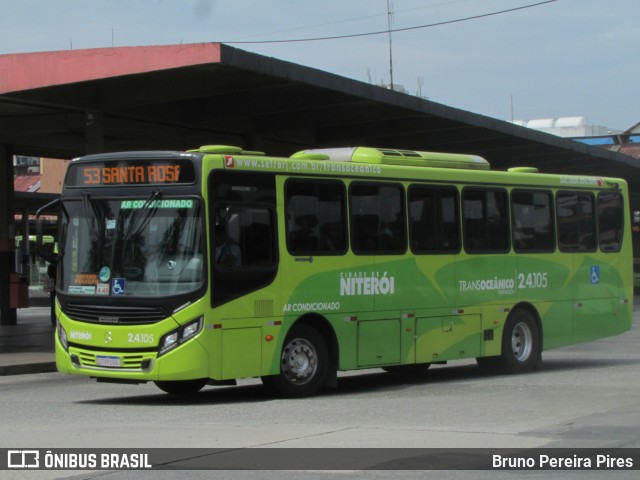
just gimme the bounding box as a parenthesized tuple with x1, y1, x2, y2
(477, 309, 541, 374)
(262, 324, 329, 398)
(154, 378, 208, 395)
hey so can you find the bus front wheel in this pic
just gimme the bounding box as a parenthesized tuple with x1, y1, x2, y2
(477, 309, 541, 374)
(154, 378, 208, 395)
(262, 324, 329, 398)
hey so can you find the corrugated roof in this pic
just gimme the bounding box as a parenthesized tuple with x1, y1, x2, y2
(13, 174, 40, 192)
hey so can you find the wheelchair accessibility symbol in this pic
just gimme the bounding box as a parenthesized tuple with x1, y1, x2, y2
(112, 278, 126, 295)
(590, 266, 600, 285)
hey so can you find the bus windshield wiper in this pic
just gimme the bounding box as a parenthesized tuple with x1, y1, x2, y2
(115, 189, 162, 276)
(124, 188, 162, 240)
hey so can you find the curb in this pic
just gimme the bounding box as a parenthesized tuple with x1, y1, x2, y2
(0, 362, 57, 376)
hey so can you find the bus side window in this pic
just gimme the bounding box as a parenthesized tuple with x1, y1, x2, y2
(285, 179, 347, 255)
(511, 190, 555, 253)
(289, 214, 320, 252)
(557, 192, 597, 252)
(349, 182, 406, 255)
(462, 188, 510, 253)
(408, 185, 460, 254)
(598, 192, 623, 252)
(352, 214, 379, 251)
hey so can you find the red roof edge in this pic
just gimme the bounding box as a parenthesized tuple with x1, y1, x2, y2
(0, 43, 222, 94)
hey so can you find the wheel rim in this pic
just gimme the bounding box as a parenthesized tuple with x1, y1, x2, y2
(281, 337, 318, 385)
(511, 321, 533, 362)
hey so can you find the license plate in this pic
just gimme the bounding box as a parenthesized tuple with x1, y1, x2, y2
(96, 355, 121, 367)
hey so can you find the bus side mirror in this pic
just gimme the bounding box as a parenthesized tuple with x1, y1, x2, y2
(35, 198, 61, 265)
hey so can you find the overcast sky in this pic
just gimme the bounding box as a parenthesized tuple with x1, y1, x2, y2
(1, 0, 637, 131)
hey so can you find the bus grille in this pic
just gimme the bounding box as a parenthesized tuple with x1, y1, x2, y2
(75, 350, 154, 369)
(64, 304, 167, 324)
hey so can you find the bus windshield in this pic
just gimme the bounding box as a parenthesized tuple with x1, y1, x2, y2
(59, 196, 205, 297)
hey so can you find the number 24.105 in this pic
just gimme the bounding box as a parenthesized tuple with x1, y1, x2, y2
(517, 272, 548, 289)
(128, 333, 155, 344)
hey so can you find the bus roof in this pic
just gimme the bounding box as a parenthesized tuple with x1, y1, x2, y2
(291, 147, 490, 170)
(70, 145, 625, 191)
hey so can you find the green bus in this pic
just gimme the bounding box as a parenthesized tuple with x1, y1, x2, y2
(40, 145, 633, 397)
(633, 211, 640, 289)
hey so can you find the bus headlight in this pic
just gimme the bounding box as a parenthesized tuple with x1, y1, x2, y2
(57, 321, 68, 352)
(158, 316, 203, 357)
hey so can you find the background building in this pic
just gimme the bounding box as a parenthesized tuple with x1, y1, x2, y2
(511, 116, 620, 138)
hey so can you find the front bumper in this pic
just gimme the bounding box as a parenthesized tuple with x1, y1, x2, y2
(55, 321, 210, 382)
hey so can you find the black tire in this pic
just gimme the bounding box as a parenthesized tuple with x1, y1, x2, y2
(154, 378, 208, 395)
(382, 363, 431, 376)
(261, 324, 329, 398)
(478, 309, 541, 374)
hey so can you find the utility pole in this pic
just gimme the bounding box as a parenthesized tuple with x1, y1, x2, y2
(387, 0, 394, 90)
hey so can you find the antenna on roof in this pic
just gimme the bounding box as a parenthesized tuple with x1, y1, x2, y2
(510, 94, 514, 123)
(387, 0, 394, 90)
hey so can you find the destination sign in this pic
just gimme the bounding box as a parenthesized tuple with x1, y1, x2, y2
(66, 159, 196, 187)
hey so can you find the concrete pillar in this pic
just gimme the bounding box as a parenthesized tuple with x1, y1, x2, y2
(0, 144, 17, 325)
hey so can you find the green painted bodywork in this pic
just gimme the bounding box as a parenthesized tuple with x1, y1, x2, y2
(55, 149, 634, 383)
